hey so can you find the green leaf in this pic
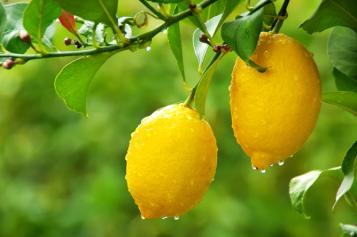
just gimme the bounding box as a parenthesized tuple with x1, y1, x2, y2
(340, 224, 357, 236)
(54, 53, 113, 115)
(289, 167, 340, 218)
(23, 0, 61, 43)
(168, 18, 185, 81)
(192, 14, 222, 70)
(2, 31, 29, 53)
(289, 170, 322, 218)
(328, 27, 357, 81)
(0, 3, 6, 38)
(221, 8, 264, 63)
(333, 68, 357, 92)
(262, 1, 276, 30)
(55, 0, 118, 25)
(202, 0, 225, 22)
(221, 0, 241, 21)
(323, 91, 357, 116)
(301, 0, 357, 34)
(216, 0, 241, 27)
(334, 141, 357, 208)
(194, 52, 224, 116)
(1, 3, 30, 53)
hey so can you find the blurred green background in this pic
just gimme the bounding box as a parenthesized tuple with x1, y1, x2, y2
(0, 0, 356, 236)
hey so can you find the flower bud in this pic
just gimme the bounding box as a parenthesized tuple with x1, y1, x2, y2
(19, 30, 31, 43)
(64, 37, 72, 46)
(2, 58, 15, 70)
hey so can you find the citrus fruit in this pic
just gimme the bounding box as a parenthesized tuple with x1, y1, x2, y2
(230, 32, 321, 170)
(125, 104, 217, 219)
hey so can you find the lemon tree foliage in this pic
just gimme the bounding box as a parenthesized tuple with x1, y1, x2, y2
(287, 0, 357, 232)
(221, 1, 277, 72)
(0, 3, 29, 54)
(167, 7, 185, 81)
(192, 14, 222, 70)
(328, 27, 357, 82)
(289, 142, 357, 216)
(54, 53, 113, 115)
(221, 8, 264, 69)
(333, 68, 357, 92)
(300, 0, 357, 33)
(23, 0, 61, 45)
(323, 91, 357, 116)
(0, 4, 6, 38)
(0, 0, 356, 231)
(54, 0, 118, 26)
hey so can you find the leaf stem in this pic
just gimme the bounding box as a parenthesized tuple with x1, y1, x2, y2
(185, 51, 225, 115)
(184, 86, 197, 107)
(0, 0, 218, 62)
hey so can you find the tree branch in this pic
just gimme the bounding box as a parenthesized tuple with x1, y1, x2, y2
(0, 0, 218, 62)
(138, 0, 167, 20)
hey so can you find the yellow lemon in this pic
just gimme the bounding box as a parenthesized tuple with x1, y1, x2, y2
(230, 32, 321, 170)
(125, 104, 217, 219)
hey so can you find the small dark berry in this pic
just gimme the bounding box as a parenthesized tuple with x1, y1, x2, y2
(74, 40, 82, 49)
(2, 58, 15, 70)
(19, 30, 31, 43)
(64, 37, 72, 46)
(189, 3, 197, 11)
(213, 45, 221, 53)
(199, 34, 209, 44)
(221, 44, 231, 53)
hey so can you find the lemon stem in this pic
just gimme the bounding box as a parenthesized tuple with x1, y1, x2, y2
(185, 52, 225, 117)
(184, 86, 197, 107)
(271, 0, 290, 33)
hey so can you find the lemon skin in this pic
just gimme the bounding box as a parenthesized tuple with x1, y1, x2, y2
(230, 32, 321, 170)
(125, 104, 217, 219)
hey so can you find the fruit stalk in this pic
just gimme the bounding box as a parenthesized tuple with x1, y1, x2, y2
(271, 0, 290, 33)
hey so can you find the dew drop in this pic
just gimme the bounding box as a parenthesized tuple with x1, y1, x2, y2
(162, 216, 168, 220)
(174, 216, 180, 220)
(252, 165, 257, 170)
(289, 154, 294, 158)
(270, 164, 274, 167)
(146, 46, 151, 52)
(278, 161, 285, 166)
(162, 28, 168, 34)
(260, 169, 266, 174)
(264, 50, 269, 57)
(141, 216, 146, 220)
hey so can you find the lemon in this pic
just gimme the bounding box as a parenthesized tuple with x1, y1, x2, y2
(125, 104, 217, 219)
(230, 32, 321, 170)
